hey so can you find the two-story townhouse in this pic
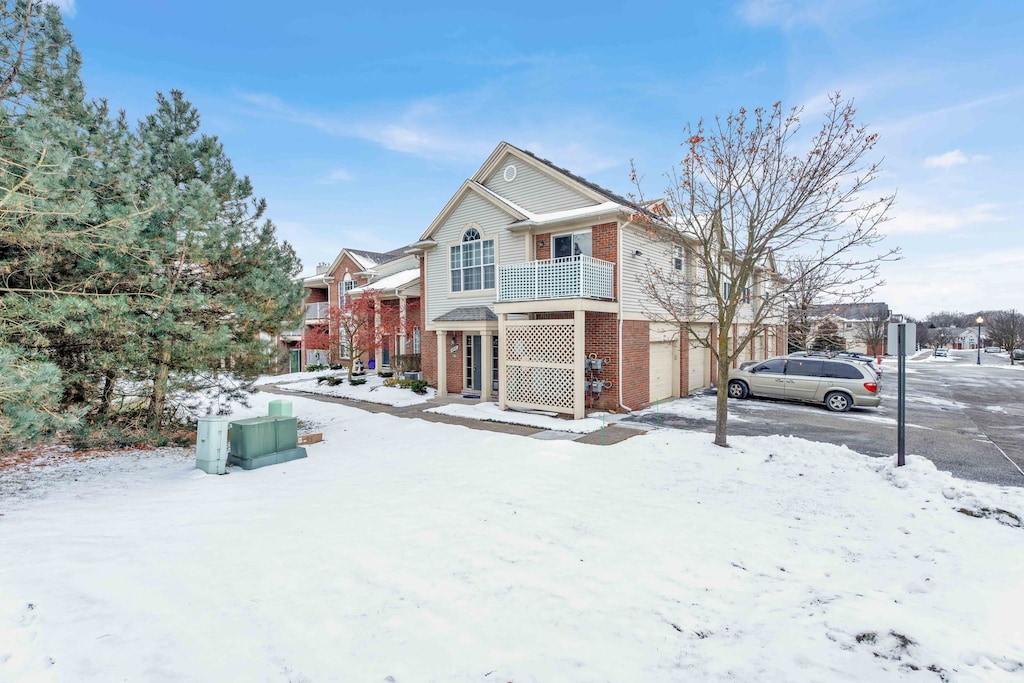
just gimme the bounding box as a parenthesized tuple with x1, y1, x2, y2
(346, 252, 422, 370)
(281, 246, 410, 372)
(805, 302, 891, 355)
(409, 142, 785, 419)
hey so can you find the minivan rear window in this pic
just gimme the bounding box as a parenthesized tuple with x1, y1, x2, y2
(822, 361, 863, 379)
(786, 359, 824, 376)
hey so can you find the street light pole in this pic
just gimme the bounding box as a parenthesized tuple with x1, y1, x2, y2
(976, 315, 984, 365)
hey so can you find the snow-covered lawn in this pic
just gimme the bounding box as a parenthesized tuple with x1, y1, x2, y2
(2, 392, 1023, 682)
(271, 371, 436, 408)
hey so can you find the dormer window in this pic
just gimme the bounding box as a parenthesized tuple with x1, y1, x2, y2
(450, 227, 495, 292)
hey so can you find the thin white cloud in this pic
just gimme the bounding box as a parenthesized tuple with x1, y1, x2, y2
(236, 90, 624, 175)
(886, 203, 1004, 236)
(877, 88, 1024, 137)
(922, 149, 989, 169)
(736, 0, 873, 29)
(317, 168, 354, 185)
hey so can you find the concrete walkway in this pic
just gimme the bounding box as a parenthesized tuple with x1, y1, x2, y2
(258, 385, 649, 446)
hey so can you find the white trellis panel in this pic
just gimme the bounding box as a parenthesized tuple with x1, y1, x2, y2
(503, 319, 577, 414)
(498, 255, 614, 302)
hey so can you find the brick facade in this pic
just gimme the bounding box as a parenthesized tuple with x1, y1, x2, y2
(584, 312, 619, 411)
(591, 222, 618, 299)
(620, 319, 650, 410)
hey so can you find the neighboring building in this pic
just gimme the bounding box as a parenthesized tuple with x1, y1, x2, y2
(954, 326, 987, 350)
(408, 142, 785, 418)
(280, 247, 418, 372)
(805, 302, 891, 355)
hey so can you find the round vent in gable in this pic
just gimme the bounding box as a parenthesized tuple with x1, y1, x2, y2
(503, 164, 517, 182)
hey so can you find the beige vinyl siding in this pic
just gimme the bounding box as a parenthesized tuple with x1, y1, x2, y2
(620, 226, 674, 317)
(424, 191, 525, 325)
(484, 154, 594, 215)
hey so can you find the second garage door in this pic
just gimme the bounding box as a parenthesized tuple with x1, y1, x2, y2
(649, 341, 675, 403)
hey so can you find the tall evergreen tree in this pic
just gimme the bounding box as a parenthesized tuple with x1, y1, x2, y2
(129, 91, 302, 429)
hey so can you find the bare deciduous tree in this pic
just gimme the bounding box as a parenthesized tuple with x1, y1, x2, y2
(854, 316, 888, 356)
(632, 94, 899, 447)
(986, 310, 1024, 364)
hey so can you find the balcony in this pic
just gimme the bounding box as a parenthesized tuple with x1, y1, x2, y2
(497, 255, 614, 303)
(304, 302, 329, 321)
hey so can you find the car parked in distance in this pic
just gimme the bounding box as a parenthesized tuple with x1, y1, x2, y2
(727, 356, 881, 412)
(984, 347, 1001, 353)
(934, 348, 949, 357)
(1013, 349, 1024, 361)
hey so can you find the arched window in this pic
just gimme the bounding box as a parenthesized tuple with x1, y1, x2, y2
(450, 226, 495, 292)
(339, 272, 356, 303)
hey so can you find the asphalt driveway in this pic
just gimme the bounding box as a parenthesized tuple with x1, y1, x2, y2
(627, 349, 1024, 488)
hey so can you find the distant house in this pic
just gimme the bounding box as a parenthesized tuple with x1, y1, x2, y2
(954, 326, 987, 350)
(805, 302, 891, 355)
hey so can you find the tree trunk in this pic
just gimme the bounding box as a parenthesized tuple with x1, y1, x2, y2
(148, 344, 172, 431)
(98, 370, 116, 415)
(714, 323, 731, 447)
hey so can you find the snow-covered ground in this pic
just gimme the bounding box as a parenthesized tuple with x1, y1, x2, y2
(268, 370, 436, 408)
(2, 392, 1023, 682)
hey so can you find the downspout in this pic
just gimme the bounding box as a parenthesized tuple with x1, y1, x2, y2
(618, 219, 633, 413)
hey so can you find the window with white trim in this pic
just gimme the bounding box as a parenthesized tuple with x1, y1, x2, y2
(673, 244, 683, 271)
(450, 227, 495, 292)
(339, 274, 356, 304)
(413, 326, 421, 354)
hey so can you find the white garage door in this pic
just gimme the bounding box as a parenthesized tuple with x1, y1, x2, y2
(688, 344, 709, 393)
(649, 341, 675, 403)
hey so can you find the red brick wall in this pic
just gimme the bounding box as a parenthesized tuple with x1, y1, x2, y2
(592, 222, 618, 299)
(327, 253, 368, 309)
(535, 233, 551, 260)
(305, 288, 327, 303)
(585, 312, 619, 411)
(445, 331, 463, 395)
(421, 327, 438, 386)
(621, 320, 650, 410)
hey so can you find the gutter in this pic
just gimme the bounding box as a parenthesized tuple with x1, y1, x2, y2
(618, 219, 634, 413)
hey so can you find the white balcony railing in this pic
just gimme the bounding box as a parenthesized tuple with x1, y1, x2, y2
(498, 255, 615, 302)
(304, 302, 329, 321)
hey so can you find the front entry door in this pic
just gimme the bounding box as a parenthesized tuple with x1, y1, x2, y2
(466, 335, 482, 391)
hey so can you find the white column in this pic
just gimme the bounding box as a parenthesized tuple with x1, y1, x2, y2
(436, 330, 447, 396)
(573, 309, 586, 419)
(398, 296, 407, 355)
(498, 314, 507, 410)
(481, 330, 492, 402)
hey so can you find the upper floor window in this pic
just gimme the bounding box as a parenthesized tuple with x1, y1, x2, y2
(339, 274, 356, 303)
(673, 245, 683, 271)
(451, 227, 495, 292)
(553, 231, 592, 259)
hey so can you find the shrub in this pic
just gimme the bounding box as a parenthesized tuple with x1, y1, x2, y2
(349, 377, 367, 386)
(378, 370, 394, 378)
(383, 378, 400, 387)
(393, 354, 421, 374)
(306, 364, 328, 372)
(325, 376, 345, 386)
(409, 380, 428, 394)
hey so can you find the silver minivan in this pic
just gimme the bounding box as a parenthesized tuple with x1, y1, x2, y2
(727, 356, 881, 412)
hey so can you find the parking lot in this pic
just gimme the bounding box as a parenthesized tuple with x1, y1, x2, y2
(628, 349, 1024, 488)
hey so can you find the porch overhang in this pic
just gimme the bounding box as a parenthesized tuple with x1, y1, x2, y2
(493, 298, 618, 315)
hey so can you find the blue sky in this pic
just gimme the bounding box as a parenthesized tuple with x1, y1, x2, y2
(59, 0, 1024, 318)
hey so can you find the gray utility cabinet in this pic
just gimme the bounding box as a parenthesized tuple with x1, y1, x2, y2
(228, 416, 306, 470)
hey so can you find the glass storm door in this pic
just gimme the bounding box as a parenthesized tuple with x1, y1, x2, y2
(466, 335, 482, 391)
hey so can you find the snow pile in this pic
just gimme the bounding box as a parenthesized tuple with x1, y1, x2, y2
(425, 401, 606, 433)
(1, 392, 1022, 682)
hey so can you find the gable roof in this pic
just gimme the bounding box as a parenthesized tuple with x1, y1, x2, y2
(807, 302, 890, 321)
(417, 179, 529, 242)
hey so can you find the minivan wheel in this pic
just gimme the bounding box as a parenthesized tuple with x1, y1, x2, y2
(727, 380, 749, 399)
(825, 391, 852, 412)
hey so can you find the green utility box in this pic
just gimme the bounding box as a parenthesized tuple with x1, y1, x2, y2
(268, 399, 292, 417)
(228, 416, 306, 470)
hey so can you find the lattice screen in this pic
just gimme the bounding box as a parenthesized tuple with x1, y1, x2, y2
(503, 321, 577, 414)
